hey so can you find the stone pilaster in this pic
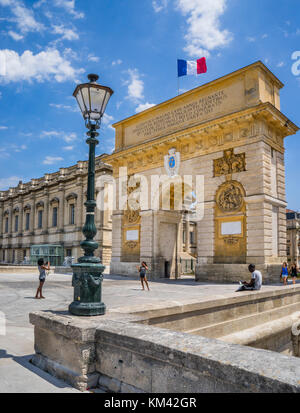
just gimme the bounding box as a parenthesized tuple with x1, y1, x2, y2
(277, 151, 286, 201)
(8, 201, 13, 235)
(110, 212, 123, 272)
(59, 184, 65, 235)
(246, 200, 273, 264)
(140, 210, 154, 275)
(19, 199, 23, 235)
(0, 202, 3, 238)
(278, 206, 287, 260)
(76, 177, 84, 229)
(31, 194, 36, 232)
(185, 214, 190, 253)
(196, 201, 215, 265)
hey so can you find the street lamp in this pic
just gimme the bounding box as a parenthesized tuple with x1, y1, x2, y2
(69, 74, 113, 316)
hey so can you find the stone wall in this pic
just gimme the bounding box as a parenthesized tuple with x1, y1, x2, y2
(95, 320, 300, 393)
(30, 309, 300, 393)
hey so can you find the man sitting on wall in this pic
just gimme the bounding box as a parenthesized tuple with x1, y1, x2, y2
(237, 264, 262, 292)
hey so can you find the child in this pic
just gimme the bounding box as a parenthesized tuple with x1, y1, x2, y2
(35, 258, 50, 299)
(137, 261, 150, 291)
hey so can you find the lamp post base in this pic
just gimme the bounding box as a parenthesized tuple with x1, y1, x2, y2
(69, 263, 106, 317)
(69, 301, 106, 316)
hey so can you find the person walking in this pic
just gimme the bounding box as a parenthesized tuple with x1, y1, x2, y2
(291, 262, 299, 285)
(35, 258, 50, 299)
(281, 262, 289, 286)
(137, 261, 150, 291)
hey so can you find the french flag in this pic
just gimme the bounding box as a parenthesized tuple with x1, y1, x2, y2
(177, 57, 207, 77)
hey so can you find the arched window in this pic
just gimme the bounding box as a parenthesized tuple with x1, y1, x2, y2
(36, 201, 44, 229)
(14, 215, 19, 232)
(50, 198, 59, 228)
(13, 207, 19, 233)
(4, 210, 9, 233)
(70, 204, 75, 225)
(66, 193, 78, 226)
(24, 205, 31, 231)
(52, 207, 58, 227)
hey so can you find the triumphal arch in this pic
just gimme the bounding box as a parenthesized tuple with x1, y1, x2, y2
(104, 61, 298, 283)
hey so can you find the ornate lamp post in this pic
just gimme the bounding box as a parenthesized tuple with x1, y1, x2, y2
(69, 74, 113, 316)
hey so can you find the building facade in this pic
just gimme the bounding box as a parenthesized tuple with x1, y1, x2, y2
(0, 156, 113, 266)
(287, 209, 300, 266)
(104, 61, 299, 283)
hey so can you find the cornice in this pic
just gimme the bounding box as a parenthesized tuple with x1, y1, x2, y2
(103, 103, 296, 177)
(105, 103, 297, 165)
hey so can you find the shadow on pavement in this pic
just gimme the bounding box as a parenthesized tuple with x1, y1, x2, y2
(0, 349, 75, 390)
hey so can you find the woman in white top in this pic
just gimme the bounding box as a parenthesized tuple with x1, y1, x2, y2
(35, 258, 50, 299)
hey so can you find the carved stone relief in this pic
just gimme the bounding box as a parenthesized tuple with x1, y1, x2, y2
(214, 148, 246, 177)
(216, 181, 244, 213)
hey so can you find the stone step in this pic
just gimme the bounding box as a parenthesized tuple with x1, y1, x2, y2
(219, 312, 300, 352)
(185, 303, 300, 338)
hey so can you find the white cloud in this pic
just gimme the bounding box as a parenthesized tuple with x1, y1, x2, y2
(0, 125, 8, 130)
(112, 59, 122, 66)
(101, 113, 114, 130)
(8, 30, 23, 41)
(125, 69, 144, 102)
(40, 130, 60, 138)
(50, 103, 79, 112)
(52, 25, 79, 41)
(40, 130, 77, 143)
(33, 0, 46, 8)
(62, 132, 77, 143)
(277, 61, 285, 68)
(246, 36, 256, 42)
(63, 145, 74, 151)
(88, 54, 100, 62)
(0, 143, 26, 160)
(135, 102, 156, 113)
(63, 48, 78, 60)
(0, 48, 84, 83)
(0, 0, 44, 34)
(11, 144, 26, 152)
(0, 176, 25, 190)
(0, 148, 9, 159)
(175, 0, 232, 57)
(53, 0, 84, 19)
(43, 156, 64, 165)
(262, 33, 268, 39)
(102, 113, 114, 125)
(152, 0, 168, 12)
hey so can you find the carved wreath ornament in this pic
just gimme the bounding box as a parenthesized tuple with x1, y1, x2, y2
(126, 241, 138, 249)
(124, 208, 140, 225)
(216, 181, 244, 213)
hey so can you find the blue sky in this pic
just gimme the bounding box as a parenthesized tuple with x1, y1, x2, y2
(0, 0, 299, 210)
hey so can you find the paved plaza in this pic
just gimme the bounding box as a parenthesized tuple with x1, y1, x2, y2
(0, 271, 288, 393)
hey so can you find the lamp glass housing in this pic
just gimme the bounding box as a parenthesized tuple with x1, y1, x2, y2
(73, 74, 113, 123)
